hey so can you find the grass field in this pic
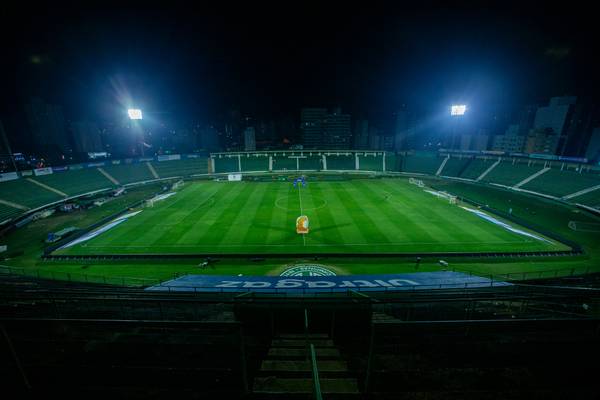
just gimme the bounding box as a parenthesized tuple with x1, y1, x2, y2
(55, 178, 567, 256)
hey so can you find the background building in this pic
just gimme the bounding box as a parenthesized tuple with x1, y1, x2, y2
(492, 124, 526, 153)
(25, 97, 71, 161)
(244, 126, 256, 151)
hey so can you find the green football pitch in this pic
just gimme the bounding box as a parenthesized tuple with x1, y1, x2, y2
(55, 178, 568, 256)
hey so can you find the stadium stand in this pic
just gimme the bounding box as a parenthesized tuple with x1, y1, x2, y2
(214, 156, 240, 173)
(401, 151, 443, 175)
(574, 190, 600, 209)
(102, 162, 155, 184)
(0, 203, 21, 223)
(439, 156, 472, 177)
(271, 155, 296, 171)
(32, 168, 114, 196)
(152, 157, 208, 177)
(481, 159, 545, 186)
(0, 178, 63, 208)
(240, 155, 269, 172)
(457, 157, 494, 180)
(521, 167, 600, 198)
(358, 154, 383, 171)
(299, 155, 322, 170)
(326, 154, 355, 170)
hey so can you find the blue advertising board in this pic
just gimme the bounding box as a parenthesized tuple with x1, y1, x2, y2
(146, 271, 510, 293)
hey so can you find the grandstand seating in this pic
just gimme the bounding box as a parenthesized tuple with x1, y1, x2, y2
(299, 155, 322, 170)
(214, 156, 240, 173)
(151, 157, 208, 178)
(459, 157, 496, 180)
(358, 154, 383, 171)
(32, 169, 114, 196)
(521, 168, 600, 198)
(326, 154, 355, 170)
(240, 155, 269, 172)
(103, 162, 155, 184)
(439, 156, 471, 177)
(0, 203, 21, 223)
(0, 178, 64, 209)
(482, 159, 544, 186)
(402, 152, 443, 175)
(573, 190, 600, 209)
(271, 155, 296, 171)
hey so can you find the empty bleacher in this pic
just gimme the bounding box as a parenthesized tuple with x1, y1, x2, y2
(439, 156, 471, 177)
(358, 154, 383, 171)
(102, 162, 155, 184)
(240, 155, 269, 172)
(0, 203, 21, 223)
(521, 167, 600, 198)
(327, 154, 355, 170)
(0, 178, 63, 209)
(402, 152, 443, 175)
(573, 190, 600, 209)
(482, 159, 544, 186)
(32, 169, 113, 196)
(459, 157, 496, 180)
(152, 157, 209, 178)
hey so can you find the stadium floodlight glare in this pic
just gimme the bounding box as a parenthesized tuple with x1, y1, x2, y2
(127, 109, 143, 120)
(451, 104, 467, 116)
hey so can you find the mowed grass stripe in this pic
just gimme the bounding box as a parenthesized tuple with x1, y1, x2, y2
(186, 182, 256, 245)
(87, 184, 204, 247)
(241, 183, 282, 245)
(352, 180, 431, 243)
(306, 182, 344, 245)
(379, 179, 509, 244)
(221, 182, 268, 244)
(331, 182, 391, 244)
(149, 183, 238, 246)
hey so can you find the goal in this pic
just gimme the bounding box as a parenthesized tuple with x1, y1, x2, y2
(172, 180, 184, 190)
(409, 177, 425, 188)
(143, 199, 154, 208)
(568, 221, 600, 232)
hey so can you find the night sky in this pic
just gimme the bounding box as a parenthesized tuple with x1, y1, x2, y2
(1, 2, 598, 136)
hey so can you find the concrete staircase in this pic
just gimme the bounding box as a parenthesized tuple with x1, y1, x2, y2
(252, 333, 359, 399)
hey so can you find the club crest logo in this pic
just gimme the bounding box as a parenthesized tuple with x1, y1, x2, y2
(280, 264, 336, 277)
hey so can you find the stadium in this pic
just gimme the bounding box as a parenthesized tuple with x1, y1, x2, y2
(2, 4, 600, 399)
(2, 150, 600, 397)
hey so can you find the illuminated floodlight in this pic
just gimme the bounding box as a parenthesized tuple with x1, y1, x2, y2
(127, 109, 143, 120)
(451, 104, 467, 116)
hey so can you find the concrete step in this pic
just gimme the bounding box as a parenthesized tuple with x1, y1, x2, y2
(260, 359, 348, 373)
(277, 333, 329, 339)
(267, 347, 341, 359)
(271, 338, 333, 347)
(253, 377, 359, 394)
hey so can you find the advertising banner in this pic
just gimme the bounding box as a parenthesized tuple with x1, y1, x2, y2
(0, 172, 19, 182)
(228, 173, 242, 181)
(34, 167, 53, 176)
(157, 154, 181, 162)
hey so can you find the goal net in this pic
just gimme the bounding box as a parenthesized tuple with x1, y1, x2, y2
(172, 180, 184, 190)
(143, 199, 154, 208)
(409, 177, 425, 187)
(568, 221, 600, 232)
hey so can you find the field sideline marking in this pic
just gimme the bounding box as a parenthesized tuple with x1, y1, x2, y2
(79, 239, 535, 249)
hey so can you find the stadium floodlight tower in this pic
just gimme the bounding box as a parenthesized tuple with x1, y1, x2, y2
(127, 108, 143, 120)
(451, 104, 467, 116)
